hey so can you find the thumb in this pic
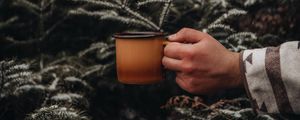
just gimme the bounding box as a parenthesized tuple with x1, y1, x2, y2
(168, 28, 208, 43)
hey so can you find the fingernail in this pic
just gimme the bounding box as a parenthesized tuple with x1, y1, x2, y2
(168, 34, 176, 40)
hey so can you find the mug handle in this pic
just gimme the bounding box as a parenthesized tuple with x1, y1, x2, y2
(163, 41, 170, 46)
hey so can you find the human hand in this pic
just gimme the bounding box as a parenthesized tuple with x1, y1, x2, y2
(163, 28, 242, 95)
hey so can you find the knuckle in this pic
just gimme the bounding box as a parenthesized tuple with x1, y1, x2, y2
(162, 57, 171, 67)
(163, 45, 170, 54)
(182, 48, 195, 58)
(166, 42, 179, 49)
(162, 57, 167, 65)
(169, 42, 181, 47)
(187, 78, 196, 85)
(164, 43, 175, 53)
(166, 42, 184, 56)
(176, 76, 199, 94)
(186, 85, 197, 94)
(181, 62, 194, 73)
(179, 28, 192, 35)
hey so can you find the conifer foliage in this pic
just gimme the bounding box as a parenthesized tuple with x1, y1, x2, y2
(69, 0, 172, 31)
(0, 60, 34, 98)
(0, 59, 92, 120)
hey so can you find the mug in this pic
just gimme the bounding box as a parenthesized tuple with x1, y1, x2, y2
(114, 32, 168, 84)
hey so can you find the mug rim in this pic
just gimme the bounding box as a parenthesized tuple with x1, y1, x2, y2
(113, 32, 166, 39)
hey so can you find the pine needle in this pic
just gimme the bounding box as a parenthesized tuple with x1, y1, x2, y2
(15, 0, 40, 11)
(0, 16, 18, 29)
(137, 0, 168, 7)
(122, 6, 160, 30)
(69, 8, 118, 17)
(78, 42, 108, 57)
(207, 24, 235, 33)
(226, 32, 257, 42)
(70, 0, 121, 9)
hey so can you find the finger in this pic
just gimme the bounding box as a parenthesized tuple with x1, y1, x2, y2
(177, 72, 193, 83)
(162, 56, 182, 71)
(168, 28, 208, 43)
(175, 75, 191, 92)
(164, 42, 193, 59)
(176, 74, 202, 94)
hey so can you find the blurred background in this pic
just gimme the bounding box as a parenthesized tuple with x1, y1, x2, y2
(0, 0, 299, 119)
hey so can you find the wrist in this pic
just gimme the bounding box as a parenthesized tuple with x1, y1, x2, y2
(226, 52, 243, 88)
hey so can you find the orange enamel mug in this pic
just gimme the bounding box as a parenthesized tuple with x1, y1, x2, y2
(114, 32, 168, 84)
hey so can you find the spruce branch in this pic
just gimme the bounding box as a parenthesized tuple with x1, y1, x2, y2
(42, 0, 56, 11)
(113, 0, 122, 4)
(78, 42, 112, 58)
(42, 16, 69, 41)
(158, 0, 172, 29)
(137, 0, 168, 7)
(26, 62, 93, 120)
(204, 24, 236, 38)
(69, 0, 169, 30)
(0, 16, 18, 29)
(14, 84, 46, 96)
(47, 56, 79, 67)
(225, 32, 257, 43)
(39, 65, 82, 76)
(6, 71, 32, 80)
(244, 0, 258, 6)
(207, 24, 235, 33)
(78, 41, 115, 79)
(195, 5, 256, 52)
(225, 32, 261, 52)
(13, 0, 54, 43)
(12, 0, 40, 15)
(62, 77, 92, 93)
(14, 0, 40, 11)
(49, 93, 89, 109)
(212, 9, 247, 25)
(25, 105, 89, 120)
(0, 60, 35, 98)
(50, 93, 84, 102)
(70, 8, 118, 17)
(213, 0, 228, 8)
(213, 108, 254, 119)
(1, 37, 39, 45)
(121, 5, 160, 30)
(78, 41, 115, 78)
(103, 14, 154, 29)
(70, 0, 122, 9)
(70, 8, 153, 29)
(1, 0, 68, 51)
(81, 63, 113, 78)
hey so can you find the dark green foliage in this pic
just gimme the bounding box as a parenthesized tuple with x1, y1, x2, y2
(25, 105, 89, 120)
(0, 0, 108, 57)
(68, 0, 172, 31)
(0, 58, 93, 119)
(161, 96, 277, 120)
(0, 0, 68, 56)
(0, 60, 34, 97)
(0, 60, 46, 119)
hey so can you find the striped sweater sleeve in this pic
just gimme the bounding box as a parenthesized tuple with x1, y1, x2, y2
(240, 41, 300, 114)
